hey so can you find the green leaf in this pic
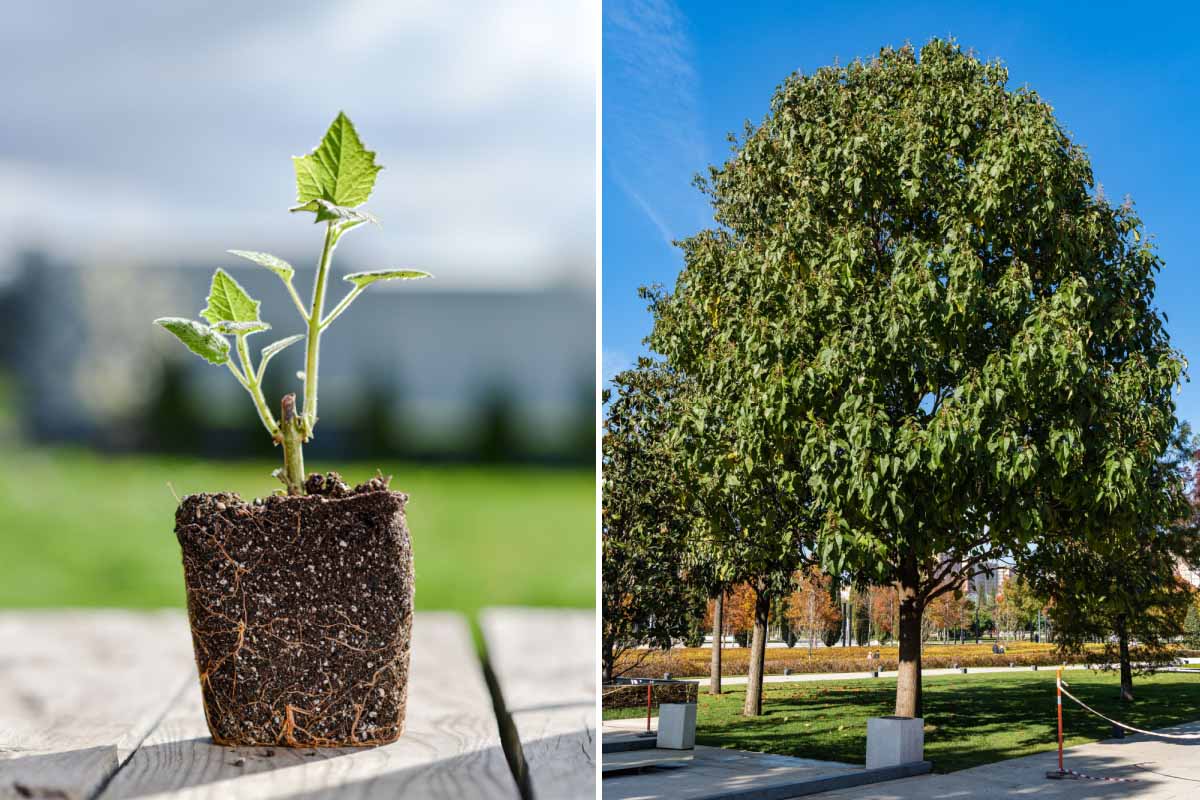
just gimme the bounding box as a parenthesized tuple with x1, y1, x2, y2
(344, 269, 433, 288)
(290, 199, 379, 225)
(154, 318, 230, 365)
(212, 320, 271, 336)
(291, 111, 382, 213)
(261, 334, 305, 363)
(201, 269, 261, 325)
(258, 334, 305, 381)
(227, 250, 294, 282)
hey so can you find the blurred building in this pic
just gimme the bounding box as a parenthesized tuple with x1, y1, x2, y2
(0, 251, 594, 463)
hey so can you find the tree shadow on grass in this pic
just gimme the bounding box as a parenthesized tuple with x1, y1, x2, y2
(695, 671, 1200, 773)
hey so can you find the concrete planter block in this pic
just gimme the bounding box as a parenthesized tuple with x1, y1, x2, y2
(657, 703, 697, 750)
(866, 716, 924, 769)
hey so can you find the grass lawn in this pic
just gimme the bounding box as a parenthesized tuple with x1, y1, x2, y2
(0, 446, 594, 619)
(606, 670, 1200, 772)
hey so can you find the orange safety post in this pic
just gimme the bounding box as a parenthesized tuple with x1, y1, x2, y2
(1056, 666, 1064, 773)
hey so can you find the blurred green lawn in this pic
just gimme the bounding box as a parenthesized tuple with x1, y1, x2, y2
(0, 447, 594, 616)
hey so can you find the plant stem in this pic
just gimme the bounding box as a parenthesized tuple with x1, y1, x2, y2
(302, 222, 339, 435)
(236, 334, 279, 437)
(279, 394, 306, 495)
(320, 286, 362, 330)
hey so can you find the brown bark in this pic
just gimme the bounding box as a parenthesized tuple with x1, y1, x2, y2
(1117, 616, 1134, 702)
(710, 589, 724, 695)
(742, 580, 771, 716)
(895, 557, 924, 718)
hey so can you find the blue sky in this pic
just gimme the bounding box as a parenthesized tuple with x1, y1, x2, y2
(603, 0, 1200, 426)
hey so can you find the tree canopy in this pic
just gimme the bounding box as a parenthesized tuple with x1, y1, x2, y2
(601, 360, 707, 681)
(646, 39, 1185, 718)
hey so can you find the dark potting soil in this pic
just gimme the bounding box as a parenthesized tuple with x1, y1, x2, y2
(174, 471, 413, 747)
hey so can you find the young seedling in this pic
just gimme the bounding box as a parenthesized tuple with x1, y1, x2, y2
(155, 112, 430, 495)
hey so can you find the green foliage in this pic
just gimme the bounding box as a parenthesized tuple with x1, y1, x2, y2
(153, 112, 430, 493)
(153, 318, 230, 365)
(343, 269, 433, 288)
(227, 250, 295, 282)
(257, 335, 305, 382)
(645, 38, 1184, 714)
(291, 111, 383, 220)
(1184, 601, 1200, 649)
(201, 269, 261, 326)
(1023, 425, 1200, 680)
(602, 361, 709, 679)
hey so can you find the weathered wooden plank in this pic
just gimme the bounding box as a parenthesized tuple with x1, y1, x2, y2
(0, 609, 193, 800)
(99, 611, 518, 799)
(482, 607, 596, 800)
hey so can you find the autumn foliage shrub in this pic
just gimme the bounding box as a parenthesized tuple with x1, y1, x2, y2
(616, 643, 1200, 678)
(602, 681, 699, 711)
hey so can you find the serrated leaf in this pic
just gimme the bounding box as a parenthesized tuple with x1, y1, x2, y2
(213, 320, 271, 336)
(154, 317, 230, 365)
(201, 269, 261, 325)
(344, 269, 433, 288)
(227, 250, 294, 282)
(292, 112, 382, 213)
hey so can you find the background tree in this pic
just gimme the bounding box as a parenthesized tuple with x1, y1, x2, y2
(601, 361, 707, 680)
(1022, 426, 1200, 701)
(927, 592, 969, 642)
(724, 583, 757, 647)
(869, 585, 899, 644)
(1184, 597, 1200, 649)
(853, 589, 872, 645)
(646, 39, 1184, 718)
(645, 305, 819, 718)
(787, 566, 841, 654)
(995, 573, 1039, 639)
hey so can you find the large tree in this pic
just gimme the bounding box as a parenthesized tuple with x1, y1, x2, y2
(647, 40, 1183, 718)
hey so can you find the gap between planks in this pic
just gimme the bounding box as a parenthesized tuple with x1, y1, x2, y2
(481, 607, 597, 800)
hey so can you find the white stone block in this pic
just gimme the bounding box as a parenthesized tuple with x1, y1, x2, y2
(656, 703, 697, 750)
(866, 716, 924, 769)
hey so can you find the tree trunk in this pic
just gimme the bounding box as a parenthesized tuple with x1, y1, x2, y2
(710, 589, 724, 695)
(1117, 616, 1134, 702)
(743, 581, 771, 716)
(895, 559, 924, 718)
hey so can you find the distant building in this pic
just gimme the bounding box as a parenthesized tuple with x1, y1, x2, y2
(0, 252, 594, 460)
(1178, 559, 1200, 589)
(955, 560, 1011, 601)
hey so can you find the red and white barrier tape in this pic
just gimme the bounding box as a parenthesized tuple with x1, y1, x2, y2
(1047, 767, 1137, 783)
(1059, 685, 1200, 740)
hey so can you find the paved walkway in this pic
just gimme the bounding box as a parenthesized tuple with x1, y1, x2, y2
(602, 716, 1200, 798)
(814, 721, 1200, 799)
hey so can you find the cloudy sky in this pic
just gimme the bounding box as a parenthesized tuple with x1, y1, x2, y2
(0, 0, 596, 289)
